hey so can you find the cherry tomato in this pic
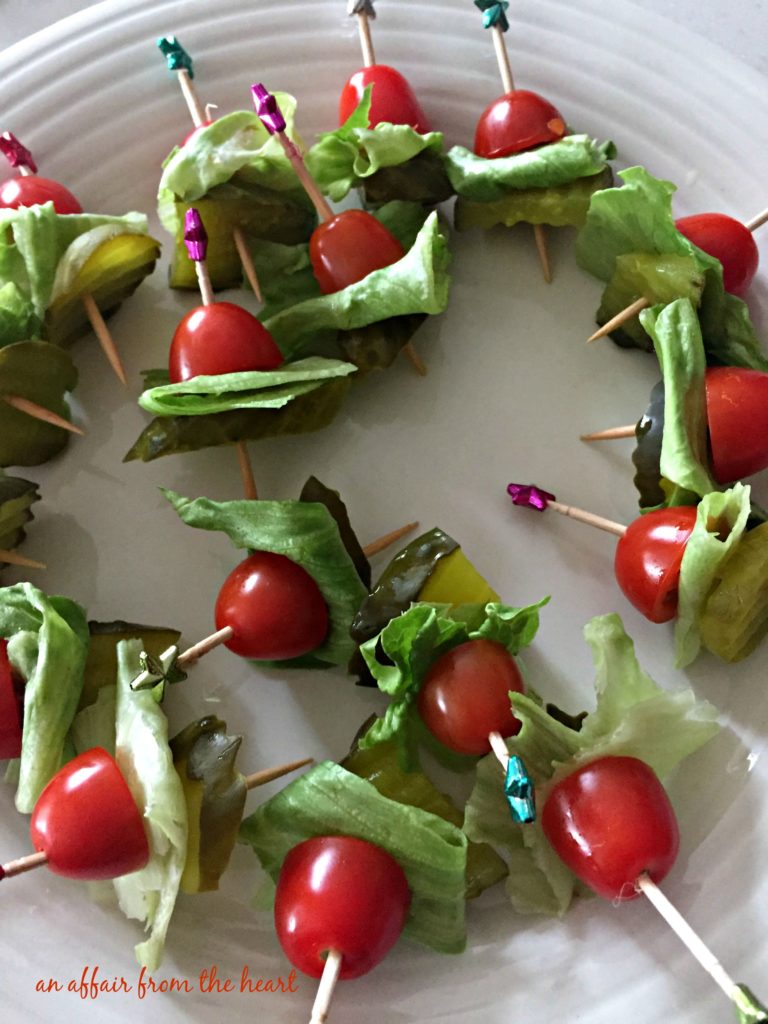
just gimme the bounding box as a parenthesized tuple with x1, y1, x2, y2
(168, 302, 284, 383)
(181, 120, 214, 147)
(29, 747, 149, 880)
(214, 551, 329, 660)
(339, 66, 431, 133)
(705, 366, 768, 482)
(417, 638, 525, 755)
(0, 639, 23, 760)
(541, 755, 679, 901)
(474, 90, 566, 159)
(675, 213, 758, 298)
(0, 175, 82, 215)
(613, 505, 698, 623)
(274, 835, 411, 980)
(309, 210, 404, 295)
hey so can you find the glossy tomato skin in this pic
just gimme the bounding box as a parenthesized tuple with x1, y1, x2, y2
(168, 302, 284, 383)
(474, 89, 566, 159)
(214, 551, 329, 660)
(417, 638, 525, 755)
(29, 747, 149, 880)
(705, 366, 768, 482)
(309, 210, 404, 295)
(0, 639, 23, 760)
(0, 175, 83, 214)
(275, 836, 411, 980)
(675, 213, 758, 297)
(542, 756, 679, 901)
(339, 66, 431, 133)
(614, 506, 698, 623)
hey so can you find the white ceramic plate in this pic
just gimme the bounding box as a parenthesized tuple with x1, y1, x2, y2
(2, 1, 767, 1022)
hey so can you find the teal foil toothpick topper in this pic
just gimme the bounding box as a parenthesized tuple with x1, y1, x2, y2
(157, 35, 195, 77)
(505, 754, 535, 823)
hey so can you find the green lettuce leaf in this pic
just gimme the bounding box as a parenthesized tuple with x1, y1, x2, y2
(163, 490, 368, 667)
(639, 298, 715, 506)
(455, 168, 613, 230)
(70, 684, 116, 756)
(0, 474, 39, 561)
(137, 357, 356, 417)
(0, 583, 89, 812)
(675, 484, 751, 668)
(112, 640, 187, 972)
(0, 341, 79, 468)
(0, 203, 150, 340)
(305, 87, 449, 204)
(262, 211, 451, 361)
(239, 760, 467, 954)
(124, 376, 351, 463)
(576, 167, 768, 368)
(445, 135, 615, 203)
(0, 282, 39, 346)
(464, 613, 720, 916)
(359, 600, 547, 769)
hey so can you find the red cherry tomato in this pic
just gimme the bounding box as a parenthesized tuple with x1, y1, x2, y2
(417, 638, 525, 755)
(309, 210, 404, 295)
(339, 66, 431, 133)
(705, 366, 768, 482)
(168, 302, 284, 383)
(0, 175, 82, 215)
(675, 213, 759, 298)
(181, 120, 214, 147)
(474, 90, 566, 159)
(0, 639, 23, 760)
(613, 506, 698, 623)
(541, 756, 680, 901)
(29, 747, 149, 880)
(214, 551, 329, 660)
(274, 835, 411, 980)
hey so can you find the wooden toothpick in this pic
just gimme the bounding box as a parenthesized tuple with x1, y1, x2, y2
(580, 424, 636, 442)
(243, 756, 314, 791)
(309, 948, 343, 1024)
(744, 207, 768, 233)
(348, 0, 377, 67)
(362, 522, 418, 557)
(2, 394, 84, 435)
(0, 548, 46, 570)
(587, 296, 650, 343)
(0, 850, 47, 880)
(636, 873, 767, 1020)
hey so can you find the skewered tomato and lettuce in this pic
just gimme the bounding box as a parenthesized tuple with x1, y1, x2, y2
(463, 614, 719, 916)
(446, 135, 615, 231)
(576, 167, 767, 368)
(305, 87, 453, 208)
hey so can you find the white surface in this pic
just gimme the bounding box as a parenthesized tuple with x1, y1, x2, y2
(1, 2, 768, 1023)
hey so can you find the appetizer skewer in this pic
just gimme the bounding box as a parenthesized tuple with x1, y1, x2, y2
(0, 133, 128, 383)
(156, 36, 264, 300)
(587, 206, 766, 342)
(252, 84, 428, 376)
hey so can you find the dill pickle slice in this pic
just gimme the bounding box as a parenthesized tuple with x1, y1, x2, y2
(45, 233, 161, 348)
(343, 737, 507, 898)
(699, 522, 768, 662)
(0, 474, 39, 559)
(418, 548, 500, 605)
(597, 253, 704, 351)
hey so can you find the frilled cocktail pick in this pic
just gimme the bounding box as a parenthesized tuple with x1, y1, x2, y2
(157, 36, 263, 300)
(506, 481, 626, 536)
(0, 135, 127, 384)
(472, 1, 554, 283)
(347, 0, 377, 66)
(0, 132, 37, 172)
